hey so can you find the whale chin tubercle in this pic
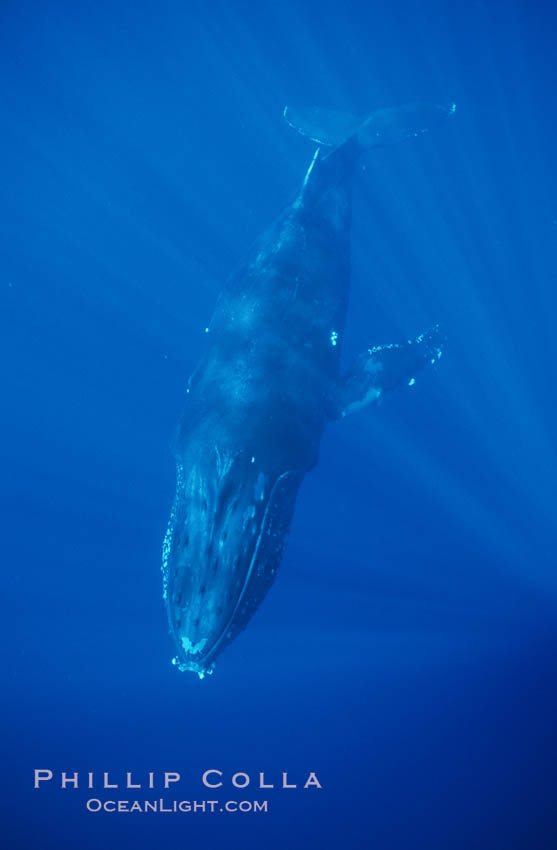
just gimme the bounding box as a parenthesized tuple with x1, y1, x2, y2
(170, 633, 217, 679)
(171, 653, 215, 680)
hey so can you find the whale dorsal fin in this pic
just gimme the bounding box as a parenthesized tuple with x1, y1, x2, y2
(284, 102, 455, 151)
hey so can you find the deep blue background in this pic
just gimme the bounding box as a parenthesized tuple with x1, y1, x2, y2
(2, 0, 557, 847)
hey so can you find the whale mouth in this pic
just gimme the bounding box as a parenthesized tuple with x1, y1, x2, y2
(163, 450, 302, 677)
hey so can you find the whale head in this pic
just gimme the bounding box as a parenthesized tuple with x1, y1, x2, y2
(162, 445, 300, 677)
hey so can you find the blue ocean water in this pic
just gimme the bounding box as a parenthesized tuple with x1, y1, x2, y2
(2, 0, 557, 847)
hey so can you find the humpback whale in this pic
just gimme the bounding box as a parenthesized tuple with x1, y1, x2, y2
(162, 102, 453, 677)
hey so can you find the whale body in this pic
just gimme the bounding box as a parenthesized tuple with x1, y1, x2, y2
(162, 102, 453, 676)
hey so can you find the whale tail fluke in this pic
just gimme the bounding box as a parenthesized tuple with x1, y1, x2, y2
(283, 105, 363, 147)
(284, 102, 455, 152)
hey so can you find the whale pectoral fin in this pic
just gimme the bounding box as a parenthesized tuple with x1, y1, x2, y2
(334, 324, 446, 419)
